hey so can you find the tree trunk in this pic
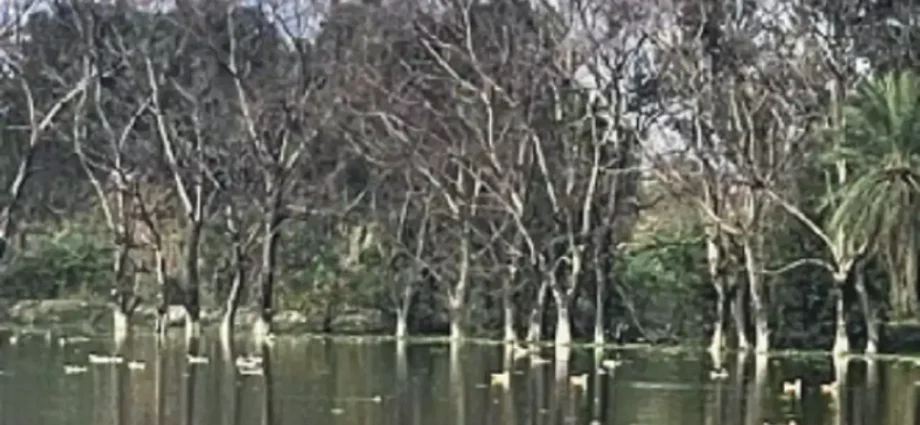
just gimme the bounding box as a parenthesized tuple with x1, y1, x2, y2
(831, 274, 850, 356)
(706, 232, 724, 356)
(593, 243, 607, 346)
(710, 283, 726, 358)
(255, 201, 282, 346)
(0, 209, 11, 262)
(112, 242, 132, 345)
(219, 226, 245, 349)
(449, 220, 471, 342)
(554, 290, 572, 347)
(183, 220, 203, 346)
(395, 306, 409, 339)
(503, 263, 517, 344)
(526, 279, 549, 344)
(153, 247, 168, 339)
(743, 237, 769, 353)
(730, 276, 750, 350)
(854, 260, 878, 354)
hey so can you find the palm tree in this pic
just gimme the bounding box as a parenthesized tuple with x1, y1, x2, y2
(831, 70, 920, 324)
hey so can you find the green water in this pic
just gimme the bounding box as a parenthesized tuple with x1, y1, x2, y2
(0, 334, 917, 425)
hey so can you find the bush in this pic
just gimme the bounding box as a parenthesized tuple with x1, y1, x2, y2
(0, 230, 113, 300)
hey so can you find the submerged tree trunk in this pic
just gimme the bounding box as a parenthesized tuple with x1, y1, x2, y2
(503, 261, 518, 344)
(220, 207, 246, 348)
(183, 220, 203, 346)
(730, 274, 749, 350)
(593, 238, 610, 346)
(831, 274, 849, 355)
(743, 237, 769, 353)
(111, 242, 134, 345)
(706, 231, 725, 357)
(593, 274, 605, 346)
(448, 220, 472, 342)
(554, 294, 572, 347)
(395, 303, 410, 339)
(853, 259, 878, 354)
(153, 247, 169, 339)
(254, 195, 282, 346)
(526, 279, 549, 344)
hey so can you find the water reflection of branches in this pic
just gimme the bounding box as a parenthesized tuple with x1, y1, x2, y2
(260, 344, 274, 425)
(830, 356, 849, 425)
(744, 354, 767, 425)
(449, 341, 465, 425)
(219, 340, 241, 425)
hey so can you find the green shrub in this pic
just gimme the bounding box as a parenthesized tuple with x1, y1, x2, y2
(0, 231, 113, 300)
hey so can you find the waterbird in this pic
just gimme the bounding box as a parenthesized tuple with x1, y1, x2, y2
(64, 365, 89, 375)
(709, 368, 729, 380)
(820, 381, 839, 395)
(58, 336, 90, 347)
(187, 354, 209, 365)
(490, 371, 511, 387)
(127, 361, 146, 371)
(8, 334, 18, 345)
(530, 355, 551, 366)
(235, 355, 262, 369)
(569, 373, 589, 389)
(88, 354, 124, 364)
(238, 366, 264, 376)
(602, 359, 624, 370)
(511, 344, 532, 360)
(782, 379, 803, 398)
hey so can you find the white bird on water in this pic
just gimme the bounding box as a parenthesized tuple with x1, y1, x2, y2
(88, 354, 124, 365)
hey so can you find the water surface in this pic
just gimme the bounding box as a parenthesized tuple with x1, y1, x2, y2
(0, 333, 917, 425)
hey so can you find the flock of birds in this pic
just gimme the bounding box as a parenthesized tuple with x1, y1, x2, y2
(488, 344, 624, 390)
(5, 333, 267, 377)
(6, 332, 845, 403)
(488, 343, 842, 405)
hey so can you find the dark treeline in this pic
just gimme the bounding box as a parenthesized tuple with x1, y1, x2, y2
(0, 0, 918, 354)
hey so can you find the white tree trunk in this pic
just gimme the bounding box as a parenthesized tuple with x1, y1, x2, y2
(709, 288, 725, 360)
(731, 282, 750, 350)
(854, 264, 878, 354)
(112, 308, 129, 348)
(395, 307, 409, 339)
(185, 314, 201, 347)
(554, 296, 572, 347)
(526, 280, 549, 344)
(219, 311, 233, 350)
(831, 281, 849, 356)
(252, 314, 272, 347)
(594, 280, 605, 346)
(503, 278, 516, 343)
(743, 238, 769, 353)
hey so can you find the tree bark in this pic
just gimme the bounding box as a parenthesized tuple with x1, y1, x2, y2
(219, 210, 246, 349)
(853, 259, 878, 354)
(153, 247, 168, 339)
(554, 289, 572, 347)
(593, 240, 608, 346)
(743, 237, 769, 353)
(503, 261, 518, 344)
(183, 220, 203, 346)
(831, 274, 850, 355)
(395, 305, 409, 339)
(706, 231, 724, 356)
(526, 279, 549, 344)
(111, 242, 133, 345)
(448, 220, 471, 342)
(730, 275, 749, 350)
